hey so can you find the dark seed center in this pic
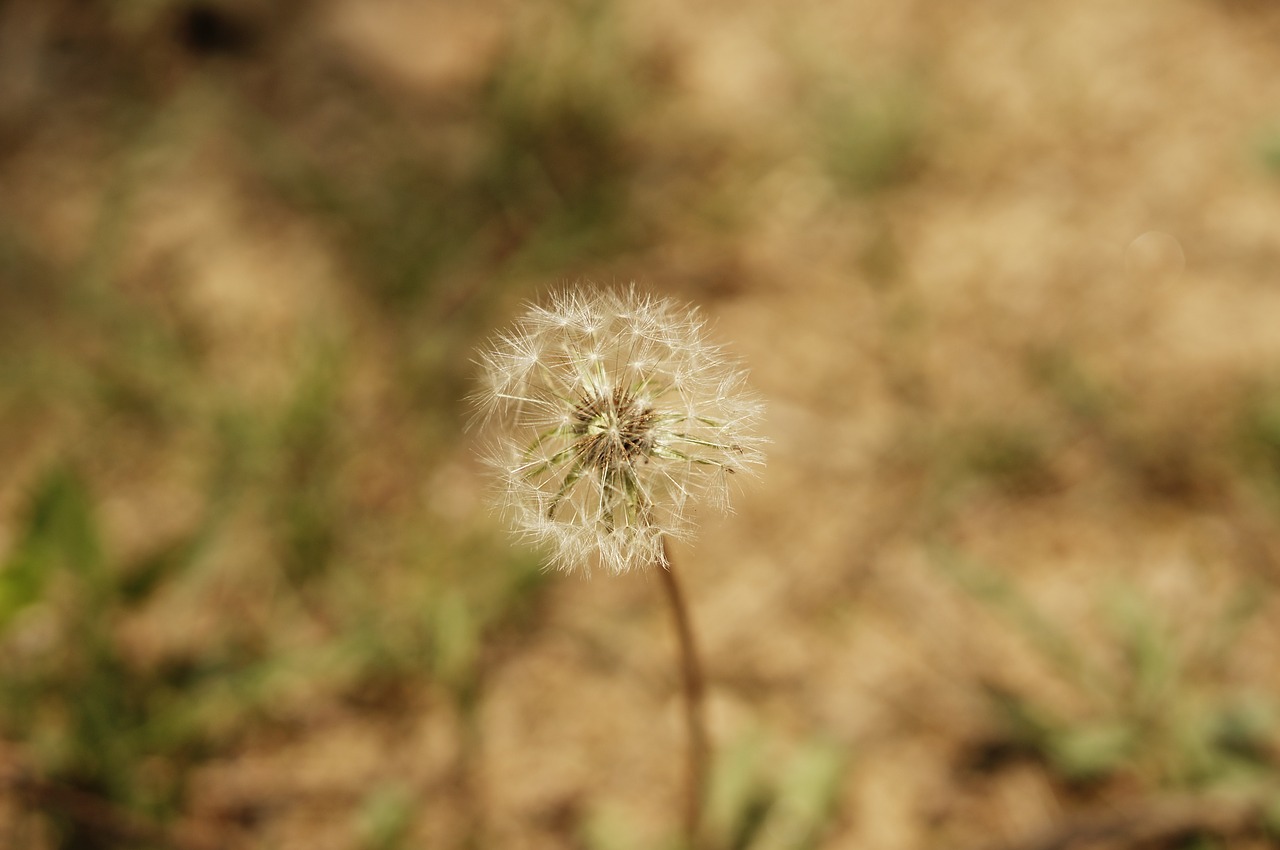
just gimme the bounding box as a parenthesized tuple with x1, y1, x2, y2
(571, 386, 656, 470)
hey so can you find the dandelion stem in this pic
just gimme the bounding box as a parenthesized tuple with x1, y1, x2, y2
(656, 537, 709, 848)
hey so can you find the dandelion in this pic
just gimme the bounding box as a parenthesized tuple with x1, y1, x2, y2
(472, 286, 765, 575)
(472, 285, 765, 846)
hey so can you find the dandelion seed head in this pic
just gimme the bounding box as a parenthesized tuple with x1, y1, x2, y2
(472, 286, 765, 574)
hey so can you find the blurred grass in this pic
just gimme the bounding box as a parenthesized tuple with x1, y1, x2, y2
(2, 466, 205, 843)
(581, 731, 847, 850)
(937, 546, 1278, 796)
(812, 79, 925, 197)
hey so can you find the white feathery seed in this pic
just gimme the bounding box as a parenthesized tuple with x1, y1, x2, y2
(472, 287, 765, 574)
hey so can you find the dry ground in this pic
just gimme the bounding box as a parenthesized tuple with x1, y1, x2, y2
(4, 0, 1280, 848)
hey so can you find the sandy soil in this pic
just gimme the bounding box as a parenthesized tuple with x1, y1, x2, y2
(5, 0, 1280, 848)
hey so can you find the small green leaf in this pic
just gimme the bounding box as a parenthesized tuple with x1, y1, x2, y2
(0, 465, 105, 630)
(432, 590, 478, 691)
(705, 731, 774, 850)
(355, 783, 414, 850)
(1048, 722, 1135, 782)
(117, 530, 207, 605)
(580, 804, 643, 850)
(753, 740, 847, 850)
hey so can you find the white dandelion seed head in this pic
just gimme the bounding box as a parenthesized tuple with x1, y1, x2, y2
(472, 285, 766, 574)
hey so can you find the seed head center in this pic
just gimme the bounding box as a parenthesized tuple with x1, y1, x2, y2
(572, 387, 657, 471)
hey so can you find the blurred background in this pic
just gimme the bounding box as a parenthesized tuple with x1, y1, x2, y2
(4, 0, 1280, 848)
